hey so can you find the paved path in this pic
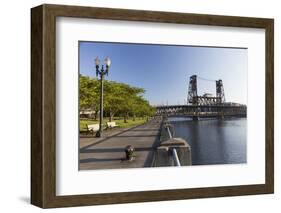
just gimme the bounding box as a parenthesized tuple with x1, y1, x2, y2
(79, 118, 162, 170)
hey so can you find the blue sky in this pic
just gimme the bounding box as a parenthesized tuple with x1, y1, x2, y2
(79, 41, 247, 105)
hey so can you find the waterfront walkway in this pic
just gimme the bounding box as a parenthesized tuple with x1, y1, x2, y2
(79, 118, 162, 170)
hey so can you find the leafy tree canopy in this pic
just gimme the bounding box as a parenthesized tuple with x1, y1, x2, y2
(79, 75, 155, 120)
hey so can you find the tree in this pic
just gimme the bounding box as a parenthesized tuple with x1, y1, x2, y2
(79, 75, 99, 119)
(103, 81, 125, 122)
(116, 84, 145, 123)
(79, 74, 156, 122)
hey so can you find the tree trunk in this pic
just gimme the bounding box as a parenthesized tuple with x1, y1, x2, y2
(133, 114, 136, 121)
(124, 113, 128, 123)
(94, 111, 98, 121)
(109, 111, 114, 122)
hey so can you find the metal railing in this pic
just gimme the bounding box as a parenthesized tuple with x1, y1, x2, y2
(172, 148, 181, 167)
(166, 124, 173, 139)
(165, 122, 181, 167)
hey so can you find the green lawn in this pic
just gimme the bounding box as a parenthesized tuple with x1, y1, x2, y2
(80, 117, 148, 131)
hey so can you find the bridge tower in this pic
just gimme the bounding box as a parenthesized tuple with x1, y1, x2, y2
(216, 79, 225, 104)
(187, 75, 198, 105)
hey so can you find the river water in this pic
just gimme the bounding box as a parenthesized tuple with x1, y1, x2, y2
(168, 117, 247, 165)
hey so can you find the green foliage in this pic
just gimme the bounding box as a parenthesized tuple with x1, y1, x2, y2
(79, 75, 99, 110)
(79, 74, 155, 120)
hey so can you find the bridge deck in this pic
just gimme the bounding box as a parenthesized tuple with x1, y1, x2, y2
(156, 104, 247, 117)
(157, 104, 247, 108)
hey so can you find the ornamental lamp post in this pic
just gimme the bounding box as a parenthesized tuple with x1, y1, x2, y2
(95, 56, 111, 137)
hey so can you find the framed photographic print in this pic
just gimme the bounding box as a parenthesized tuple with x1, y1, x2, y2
(31, 4, 274, 208)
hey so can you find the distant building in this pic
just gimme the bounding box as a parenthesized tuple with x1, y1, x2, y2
(80, 108, 96, 119)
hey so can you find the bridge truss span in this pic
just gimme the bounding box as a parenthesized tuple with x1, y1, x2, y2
(188, 75, 225, 105)
(156, 104, 247, 119)
(156, 75, 246, 119)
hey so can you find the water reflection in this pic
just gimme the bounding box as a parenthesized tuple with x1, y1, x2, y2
(168, 117, 247, 165)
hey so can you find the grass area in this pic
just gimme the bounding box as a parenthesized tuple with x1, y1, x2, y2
(80, 117, 148, 131)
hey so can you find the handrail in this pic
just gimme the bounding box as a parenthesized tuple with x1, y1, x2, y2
(165, 122, 181, 167)
(172, 148, 181, 167)
(166, 125, 173, 139)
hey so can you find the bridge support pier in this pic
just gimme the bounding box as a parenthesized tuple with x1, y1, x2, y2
(192, 116, 199, 121)
(218, 112, 224, 120)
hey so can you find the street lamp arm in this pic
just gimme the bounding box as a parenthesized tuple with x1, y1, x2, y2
(95, 65, 100, 77)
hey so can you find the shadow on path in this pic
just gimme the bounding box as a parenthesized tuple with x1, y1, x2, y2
(81, 147, 155, 154)
(79, 118, 163, 169)
(80, 124, 142, 150)
(115, 134, 158, 138)
(129, 129, 160, 131)
(80, 158, 122, 163)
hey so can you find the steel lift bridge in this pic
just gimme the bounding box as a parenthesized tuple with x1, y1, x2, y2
(156, 75, 247, 120)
